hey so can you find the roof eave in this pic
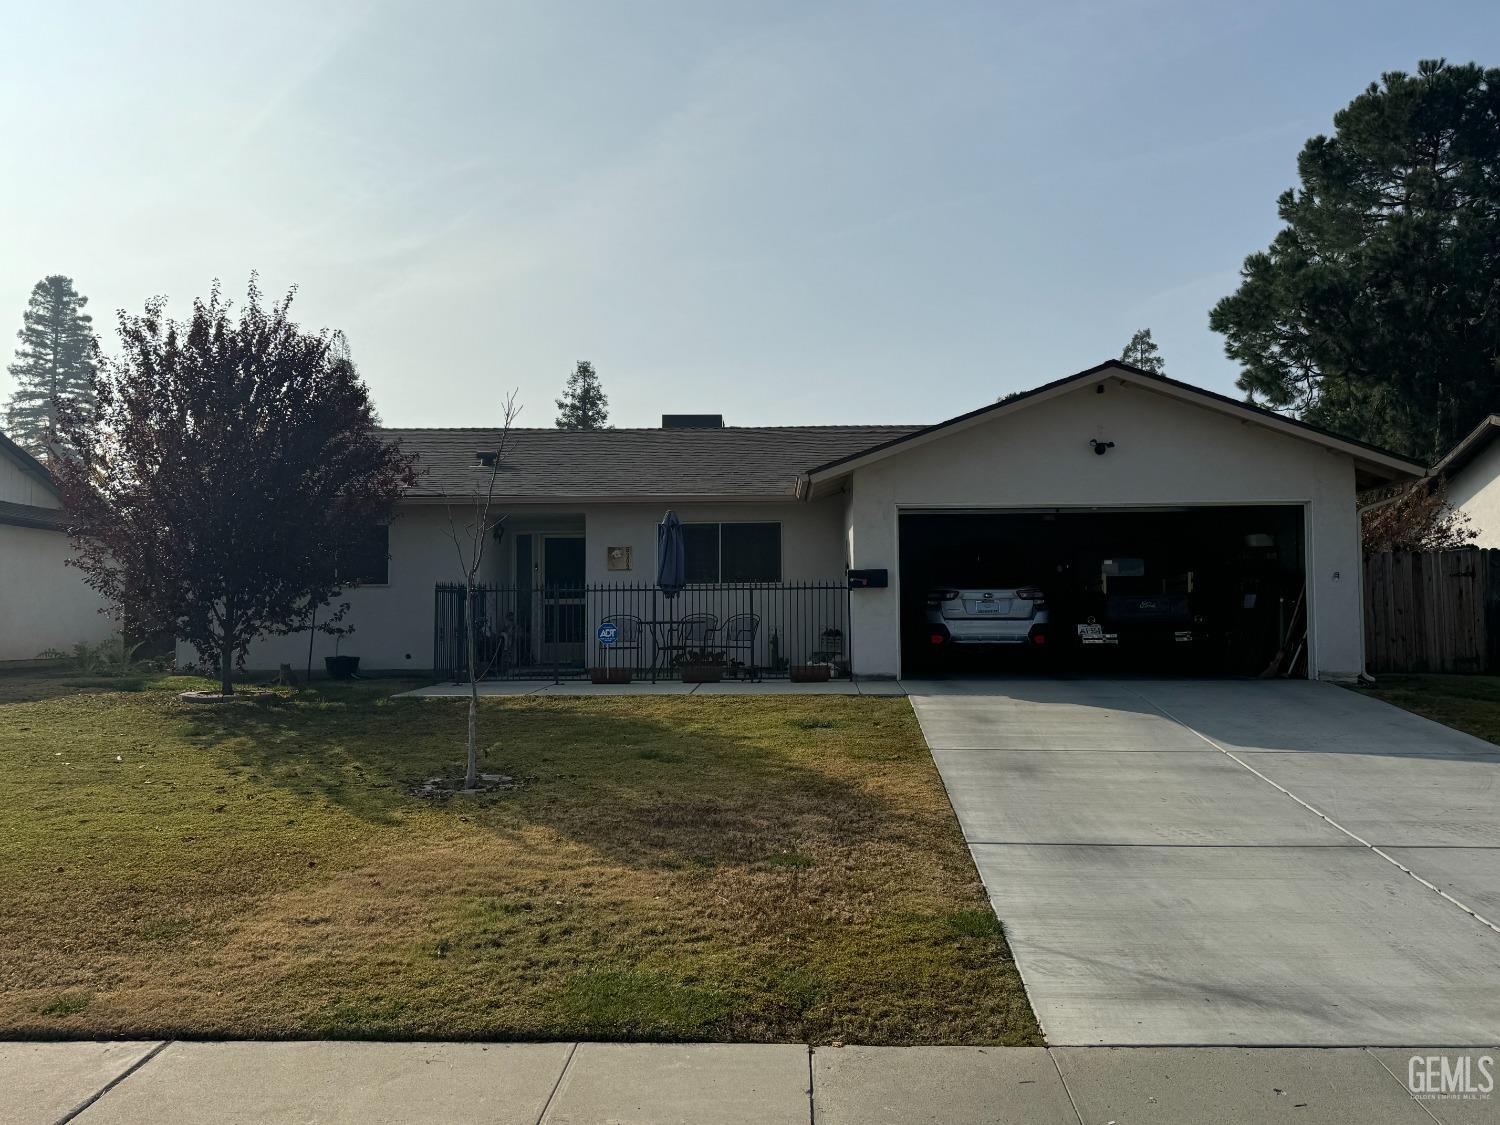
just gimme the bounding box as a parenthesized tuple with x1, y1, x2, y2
(0, 500, 67, 531)
(401, 491, 803, 506)
(803, 361, 1426, 486)
(1432, 415, 1500, 479)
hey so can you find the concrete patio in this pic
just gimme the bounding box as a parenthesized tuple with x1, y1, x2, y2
(9, 1040, 1489, 1125)
(396, 678, 909, 697)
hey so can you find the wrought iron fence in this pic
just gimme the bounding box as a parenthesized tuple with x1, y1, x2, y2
(434, 581, 851, 681)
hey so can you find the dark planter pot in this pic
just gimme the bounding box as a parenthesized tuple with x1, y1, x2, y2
(324, 655, 361, 680)
(589, 667, 633, 685)
(680, 664, 724, 684)
(790, 664, 832, 683)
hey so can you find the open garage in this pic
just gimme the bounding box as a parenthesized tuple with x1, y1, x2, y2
(801, 362, 1426, 681)
(899, 506, 1306, 677)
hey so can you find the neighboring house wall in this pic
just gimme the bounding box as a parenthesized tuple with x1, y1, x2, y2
(183, 497, 849, 673)
(1445, 439, 1500, 548)
(0, 452, 115, 663)
(843, 379, 1365, 680)
(0, 523, 116, 661)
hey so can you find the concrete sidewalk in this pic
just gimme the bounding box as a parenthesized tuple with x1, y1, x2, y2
(7, 1040, 1491, 1124)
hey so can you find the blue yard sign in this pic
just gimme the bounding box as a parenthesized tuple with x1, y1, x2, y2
(596, 621, 619, 647)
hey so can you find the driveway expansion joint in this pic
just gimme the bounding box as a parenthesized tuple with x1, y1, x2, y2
(1125, 684, 1500, 939)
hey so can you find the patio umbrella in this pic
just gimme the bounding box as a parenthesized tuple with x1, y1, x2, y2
(657, 510, 686, 598)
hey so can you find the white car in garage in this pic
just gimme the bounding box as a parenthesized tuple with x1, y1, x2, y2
(925, 585, 1050, 648)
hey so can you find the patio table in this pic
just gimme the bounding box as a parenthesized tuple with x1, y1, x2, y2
(635, 619, 677, 680)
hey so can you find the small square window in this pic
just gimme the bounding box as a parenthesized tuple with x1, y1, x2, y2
(682, 523, 720, 584)
(722, 523, 781, 582)
(339, 524, 390, 585)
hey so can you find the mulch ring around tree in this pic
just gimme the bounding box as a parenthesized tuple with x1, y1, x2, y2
(177, 689, 282, 704)
(408, 773, 520, 800)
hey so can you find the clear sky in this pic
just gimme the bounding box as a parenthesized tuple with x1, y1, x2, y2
(3, 1, 1495, 429)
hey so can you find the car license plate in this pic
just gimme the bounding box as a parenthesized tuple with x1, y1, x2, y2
(975, 601, 1000, 614)
(1077, 623, 1103, 639)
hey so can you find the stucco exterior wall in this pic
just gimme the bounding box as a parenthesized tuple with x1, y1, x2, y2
(843, 380, 1365, 680)
(1445, 441, 1500, 548)
(571, 499, 846, 585)
(0, 523, 116, 661)
(206, 497, 848, 673)
(176, 504, 474, 674)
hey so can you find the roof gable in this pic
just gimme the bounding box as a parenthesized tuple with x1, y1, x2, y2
(801, 361, 1425, 491)
(0, 429, 59, 500)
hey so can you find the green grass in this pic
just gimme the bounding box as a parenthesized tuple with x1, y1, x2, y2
(0, 669, 1038, 1045)
(1358, 673, 1500, 746)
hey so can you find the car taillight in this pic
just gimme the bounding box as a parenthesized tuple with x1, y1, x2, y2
(929, 624, 951, 645)
(927, 589, 961, 605)
(1016, 587, 1046, 600)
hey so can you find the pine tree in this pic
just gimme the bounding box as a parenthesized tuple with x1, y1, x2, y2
(1120, 328, 1165, 374)
(555, 360, 610, 429)
(5, 275, 97, 457)
(1210, 60, 1500, 462)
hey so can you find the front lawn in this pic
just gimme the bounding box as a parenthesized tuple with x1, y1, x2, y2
(0, 673, 1038, 1044)
(1359, 673, 1500, 746)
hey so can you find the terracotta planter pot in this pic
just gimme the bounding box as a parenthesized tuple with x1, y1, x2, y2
(324, 655, 361, 680)
(589, 667, 633, 685)
(680, 665, 724, 683)
(790, 664, 832, 683)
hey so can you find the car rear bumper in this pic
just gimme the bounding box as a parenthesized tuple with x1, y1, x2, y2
(950, 634, 1033, 645)
(932, 621, 1047, 646)
(1077, 626, 1197, 646)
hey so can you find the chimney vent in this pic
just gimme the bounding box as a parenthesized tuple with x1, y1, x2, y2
(662, 414, 724, 429)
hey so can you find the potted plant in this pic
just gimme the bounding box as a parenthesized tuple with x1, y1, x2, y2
(323, 624, 360, 680)
(790, 663, 832, 683)
(589, 665, 633, 685)
(676, 649, 726, 683)
(768, 629, 790, 675)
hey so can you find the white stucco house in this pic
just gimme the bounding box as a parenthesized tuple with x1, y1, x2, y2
(1434, 415, 1500, 546)
(207, 361, 1422, 682)
(0, 430, 116, 663)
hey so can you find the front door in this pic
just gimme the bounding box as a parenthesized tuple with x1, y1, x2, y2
(540, 535, 586, 666)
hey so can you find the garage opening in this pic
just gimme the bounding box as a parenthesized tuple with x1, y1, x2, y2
(899, 507, 1306, 678)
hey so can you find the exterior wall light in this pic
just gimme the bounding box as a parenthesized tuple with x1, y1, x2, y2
(1089, 439, 1115, 456)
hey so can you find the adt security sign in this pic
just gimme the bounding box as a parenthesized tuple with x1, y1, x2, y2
(596, 621, 619, 647)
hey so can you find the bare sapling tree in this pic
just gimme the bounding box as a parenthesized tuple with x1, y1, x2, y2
(447, 391, 522, 788)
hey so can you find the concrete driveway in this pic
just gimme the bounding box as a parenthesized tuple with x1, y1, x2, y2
(906, 678, 1500, 1046)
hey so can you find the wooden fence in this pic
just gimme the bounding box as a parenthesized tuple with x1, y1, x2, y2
(1364, 548, 1500, 673)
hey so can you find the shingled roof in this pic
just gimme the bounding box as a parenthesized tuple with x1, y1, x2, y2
(387, 425, 920, 501)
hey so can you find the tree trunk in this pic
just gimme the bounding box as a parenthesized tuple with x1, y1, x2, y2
(465, 581, 479, 788)
(220, 636, 234, 697)
(305, 602, 318, 684)
(220, 600, 235, 696)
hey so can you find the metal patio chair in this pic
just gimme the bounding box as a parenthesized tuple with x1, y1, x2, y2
(716, 613, 760, 679)
(656, 612, 717, 673)
(598, 613, 644, 671)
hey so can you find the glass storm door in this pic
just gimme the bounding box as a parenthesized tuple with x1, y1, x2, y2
(540, 535, 586, 665)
